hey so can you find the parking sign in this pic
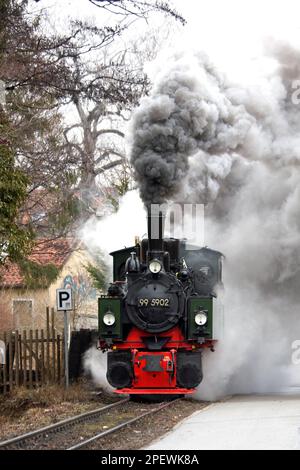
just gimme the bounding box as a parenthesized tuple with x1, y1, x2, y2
(56, 288, 73, 311)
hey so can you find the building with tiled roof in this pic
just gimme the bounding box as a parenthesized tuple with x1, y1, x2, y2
(0, 238, 100, 332)
(0, 238, 73, 288)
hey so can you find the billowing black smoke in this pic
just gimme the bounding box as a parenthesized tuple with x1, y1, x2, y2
(128, 45, 300, 399)
(129, 52, 252, 206)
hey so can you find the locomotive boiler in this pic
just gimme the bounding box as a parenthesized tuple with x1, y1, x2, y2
(98, 209, 223, 398)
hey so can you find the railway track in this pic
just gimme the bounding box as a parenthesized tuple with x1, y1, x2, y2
(68, 398, 181, 450)
(0, 398, 129, 450)
(0, 397, 182, 450)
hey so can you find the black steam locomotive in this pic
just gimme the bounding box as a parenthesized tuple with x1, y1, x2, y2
(98, 210, 223, 398)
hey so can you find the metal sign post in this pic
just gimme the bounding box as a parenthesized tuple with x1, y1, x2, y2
(56, 288, 73, 388)
(63, 310, 69, 388)
(0, 340, 5, 365)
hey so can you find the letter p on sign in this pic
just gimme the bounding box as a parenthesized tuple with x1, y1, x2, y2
(56, 288, 73, 311)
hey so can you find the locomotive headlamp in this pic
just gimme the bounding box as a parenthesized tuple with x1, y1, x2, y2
(103, 312, 116, 326)
(149, 259, 162, 274)
(195, 311, 207, 326)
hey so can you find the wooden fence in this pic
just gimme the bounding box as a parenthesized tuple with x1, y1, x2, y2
(0, 307, 64, 393)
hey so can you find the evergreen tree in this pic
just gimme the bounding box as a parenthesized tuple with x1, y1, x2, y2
(0, 141, 33, 264)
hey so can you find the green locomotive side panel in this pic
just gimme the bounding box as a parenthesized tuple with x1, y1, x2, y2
(98, 297, 122, 339)
(187, 297, 223, 340)
(188, 297, 213, 340)
(110, 246, 136, 281)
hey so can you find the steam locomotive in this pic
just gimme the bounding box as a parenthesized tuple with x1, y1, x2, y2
(98, 209, 223, 398)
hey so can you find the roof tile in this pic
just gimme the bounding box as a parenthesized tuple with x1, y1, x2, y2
(0, 238, 75, 288)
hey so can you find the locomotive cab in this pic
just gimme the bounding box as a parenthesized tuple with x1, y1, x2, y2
(98, 210, 223, 397)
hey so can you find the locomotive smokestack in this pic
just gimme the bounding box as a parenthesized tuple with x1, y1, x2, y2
(147, 206, 165, 252)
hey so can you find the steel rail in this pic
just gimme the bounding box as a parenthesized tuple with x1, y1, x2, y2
(68, 398, 182, 450)
(0, 398, 129, 450)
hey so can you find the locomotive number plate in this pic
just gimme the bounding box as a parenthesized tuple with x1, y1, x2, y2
(138, 298, 170, 307)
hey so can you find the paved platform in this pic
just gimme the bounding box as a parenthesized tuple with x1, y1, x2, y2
(147, 395, 300, 450)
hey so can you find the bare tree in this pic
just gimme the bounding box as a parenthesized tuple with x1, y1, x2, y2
(63, 48, 146, 180)
(1, 0, 185, 237)
(63, 22, 175, 214)
(88, 0, 185, 24)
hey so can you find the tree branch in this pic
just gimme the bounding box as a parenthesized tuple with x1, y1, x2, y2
(96, 128, 125, 138)
(95, 159, 124, 175)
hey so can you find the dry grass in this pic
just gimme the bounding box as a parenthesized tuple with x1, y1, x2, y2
(0, 386, 210, 448)
(0, 382, 105, 441)
(0, 382, 93, 417)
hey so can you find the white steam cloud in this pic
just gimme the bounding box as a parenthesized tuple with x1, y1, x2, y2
(81, 190, 146, 261)
(81, 41, 300, 399)
(83, 347, 114, 394)
(80, 191, 146, 389)
(129, 44, 300, 399)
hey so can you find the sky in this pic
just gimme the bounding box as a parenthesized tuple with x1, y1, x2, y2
(32, 0, 300, 84)
(172, 0, 300, 79)
(174, 0, 300, 48)
(28, 0, 300, 155)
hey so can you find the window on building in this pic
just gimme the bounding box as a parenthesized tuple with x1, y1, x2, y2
(13, 299, 33, 329)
